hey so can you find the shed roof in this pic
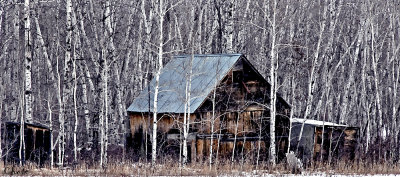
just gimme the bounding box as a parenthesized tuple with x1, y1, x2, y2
(291, 118, 348, 127)
(127, 54, 243, 113)
(5, 121, 49, 130)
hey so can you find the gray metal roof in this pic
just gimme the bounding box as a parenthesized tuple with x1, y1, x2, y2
(291, 118, 347, 127)
(127, 54, 243, 113)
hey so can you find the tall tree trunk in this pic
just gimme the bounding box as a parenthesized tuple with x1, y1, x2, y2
(268, 0, 278, 166)
(0, 82, 3, 159)
(209, 77, 217, 169)
(19, 94, 25, 165)
(24, 0, 32, 124)
(62, 0, 73, 166)
(222, 0, 234, 53)
(11, 2, 20, 123)
(47, 92, 54, 168)
(182, 21, 195, 167)
(151, 0, 166, 166)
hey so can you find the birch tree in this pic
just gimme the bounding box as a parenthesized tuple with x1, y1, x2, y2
(222, 0, 234, 53)
(182, 52, 193, 165)
(268, 0, 278, 166)
(150, 0, 165, 165)
(24, 0, 32, 124)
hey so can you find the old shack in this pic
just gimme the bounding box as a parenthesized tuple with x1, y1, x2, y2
(1, 121, 50, 165)
(127, 54, 291, 162)
(289, 118, 359, 163)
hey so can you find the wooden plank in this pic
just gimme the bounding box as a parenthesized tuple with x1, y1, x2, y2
(197, 139, 204, 161)
(191, 139, 196, 162)
(129, 113, 144, 136)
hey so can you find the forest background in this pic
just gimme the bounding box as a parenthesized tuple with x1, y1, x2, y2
(0, 0, 399, 174)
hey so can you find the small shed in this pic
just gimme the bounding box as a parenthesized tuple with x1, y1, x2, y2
(289, 118, 359, 163)
(2, 121, 50, 165)
(127, 54, 291, 162)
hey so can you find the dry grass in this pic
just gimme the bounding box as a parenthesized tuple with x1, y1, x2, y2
(1, 159, 400, 176)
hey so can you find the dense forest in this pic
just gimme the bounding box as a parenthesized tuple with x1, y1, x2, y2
(0, 0, 399, 171)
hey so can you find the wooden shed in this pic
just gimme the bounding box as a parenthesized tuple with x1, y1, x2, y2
(126, 54, 291, 162)
(1, 121, 50, 166)
(289, 118, 359, 163)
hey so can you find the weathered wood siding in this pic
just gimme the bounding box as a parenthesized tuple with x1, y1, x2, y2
(127, 57, 291, 162)
(3, 122, 50, 165)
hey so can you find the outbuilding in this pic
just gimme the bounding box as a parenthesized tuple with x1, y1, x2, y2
(2, 121, 50, 166)
(289, 118, 359, 163)
(126, 54, 291, 162)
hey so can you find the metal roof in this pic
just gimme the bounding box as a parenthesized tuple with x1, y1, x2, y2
(127, 54, 243, 113)
(291, 118, 348, 127)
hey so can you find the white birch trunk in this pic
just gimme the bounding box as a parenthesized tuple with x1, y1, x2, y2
(152, 72, 160, 165)
(0, 89, 2, 159)
(209, 80, 217, 169)
(182, 80, 189, 165)
(11, 4, 20, 123)
(205, 1, 218, 53)
(104, 0, 112, 164)
(19, 95, 25, 165)
(56, 30, 64, 167)
(222, 0, 234, 53)
(73, 37, 78, 163)
(141, 0, 154, 90)
(47, 94, 54, 168)
(80, 70, 91, 147)
(196, 2, 204, 53)
(104, 56, 109, 166)
(99, 48, 106, 167)
(182, 46, 194, 166)
(268, 0, 278, 166)
(24, 0, 32, 124)
(152, 0, 164, 165)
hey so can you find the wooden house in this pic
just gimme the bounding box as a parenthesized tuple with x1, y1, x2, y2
(1, 121, 50, 166)
(289, 118, 359, 163)
(126, 54, 291, 162)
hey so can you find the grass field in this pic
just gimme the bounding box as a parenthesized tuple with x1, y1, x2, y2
(1, 160, 400, 176)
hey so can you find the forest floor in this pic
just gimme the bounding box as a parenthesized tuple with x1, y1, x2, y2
(1, 161, 400, 176)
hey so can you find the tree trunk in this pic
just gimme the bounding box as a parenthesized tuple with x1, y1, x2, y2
(209, 79, 217, 169)
(222, 0, 234, 53)
(47, 93, 54, 168)
(24, 0, 32, 124)
(19, 95, 25, 166)
(152, 0, 164, 165)
(268, 0, 278, 166)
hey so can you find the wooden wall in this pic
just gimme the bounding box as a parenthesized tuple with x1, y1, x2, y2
(128, 110, 289, 162)
(313, 126, 359, 162)
(3, 122, 50, 166)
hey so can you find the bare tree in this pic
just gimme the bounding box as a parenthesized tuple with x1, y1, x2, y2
(24, 0, 32, 124)
(268, 0, 278, 166)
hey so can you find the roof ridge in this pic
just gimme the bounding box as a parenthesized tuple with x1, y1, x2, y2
(174, 53, 242, 58)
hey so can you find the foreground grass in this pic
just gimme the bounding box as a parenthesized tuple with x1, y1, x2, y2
(1, 160, 400, 176)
